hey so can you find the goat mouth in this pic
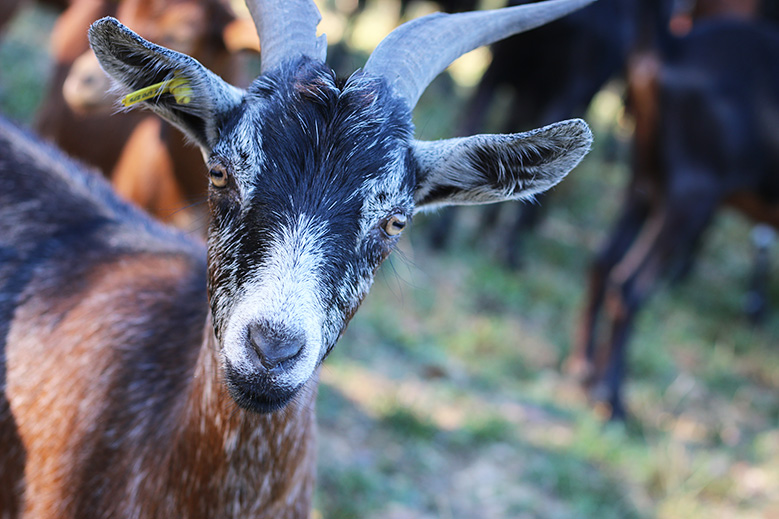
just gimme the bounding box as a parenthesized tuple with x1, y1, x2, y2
(223, 362, 301, 414)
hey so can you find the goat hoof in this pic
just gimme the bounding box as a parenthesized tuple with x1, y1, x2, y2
(564, 357, 595, 386)
(743, 291, 766, 325)
(588, 382, 627, 421)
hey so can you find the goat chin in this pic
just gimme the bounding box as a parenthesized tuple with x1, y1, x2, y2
(223, 360, 309, 414)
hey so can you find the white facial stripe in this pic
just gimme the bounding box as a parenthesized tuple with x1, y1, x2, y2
(333, 263, 373, 333)
(221, 213, 328, 389)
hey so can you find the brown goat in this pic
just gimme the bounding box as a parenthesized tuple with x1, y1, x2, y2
(34, 0, 258, 230)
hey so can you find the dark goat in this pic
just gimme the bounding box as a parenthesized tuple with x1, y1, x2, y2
(570, 18, 779, 419)
(427, 0, 776, 267)
(0, 0, 593, 516)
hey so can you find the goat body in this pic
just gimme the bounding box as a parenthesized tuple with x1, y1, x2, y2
(428, 0, 774, 266)
(571, 18, 779, 418)
(0, 119, 317, 517)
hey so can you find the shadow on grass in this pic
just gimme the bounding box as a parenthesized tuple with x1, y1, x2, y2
(315, 379, 647, 519)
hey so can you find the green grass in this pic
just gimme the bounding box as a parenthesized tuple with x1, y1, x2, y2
(0, 5, 57, 124)
(3, 5, 779, 519)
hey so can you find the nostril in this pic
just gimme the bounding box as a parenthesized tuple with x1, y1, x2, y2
(247, 322, 305, 371)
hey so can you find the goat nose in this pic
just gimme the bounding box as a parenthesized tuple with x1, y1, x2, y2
(247, 322, 305, 371)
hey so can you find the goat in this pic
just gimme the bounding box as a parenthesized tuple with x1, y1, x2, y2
(669, 0, 779, 35)
(33, 0, 259, 229)
(0, 0, 593, 516)
(569, 12, 779, 420)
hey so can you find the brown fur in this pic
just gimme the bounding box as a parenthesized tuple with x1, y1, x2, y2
(0, 115, 315, 515)
(690, 0, 761, 18)
(2, 248, 316, 518)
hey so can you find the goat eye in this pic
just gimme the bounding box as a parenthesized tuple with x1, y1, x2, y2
(384, 214, 407, 237)
(209, 165, 228, 188)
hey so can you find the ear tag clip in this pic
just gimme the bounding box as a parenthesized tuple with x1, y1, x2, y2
(122, 71, 193, 107)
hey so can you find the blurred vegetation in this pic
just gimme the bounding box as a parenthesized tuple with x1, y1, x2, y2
(0, 5, 56, 124)
(2, 2, 779, 518)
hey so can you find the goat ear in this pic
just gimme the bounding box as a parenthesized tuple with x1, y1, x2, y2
(412, 119, 592, 212)
(88, 17, 244, 153)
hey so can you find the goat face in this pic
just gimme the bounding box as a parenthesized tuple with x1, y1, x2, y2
(206, 64, 415, 412)
(89, 0, 594, 413)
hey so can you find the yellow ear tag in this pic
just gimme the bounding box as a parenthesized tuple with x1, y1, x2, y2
(121, 71, 193, 107)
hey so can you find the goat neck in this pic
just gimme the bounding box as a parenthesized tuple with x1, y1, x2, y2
(170, 319, 317, 518)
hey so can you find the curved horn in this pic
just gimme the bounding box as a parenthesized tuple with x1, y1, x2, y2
(364, 0, 596, 107)
(246, 0, 327, 74)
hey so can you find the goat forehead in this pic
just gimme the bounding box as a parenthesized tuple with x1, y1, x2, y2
(207, 65, 416, 309)
(215, 63, 415, 203)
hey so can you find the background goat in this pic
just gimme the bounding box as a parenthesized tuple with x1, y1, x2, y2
(30, 0, 259, 230)
(0, 0, 592, 516)
(569, 2, 779, 419)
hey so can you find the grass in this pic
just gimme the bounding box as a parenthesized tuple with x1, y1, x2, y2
(313, 194, 779, 518)
(3, 3, 779, 518)
(313, 82, 779, 516)
(0, 5, 57, 124)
